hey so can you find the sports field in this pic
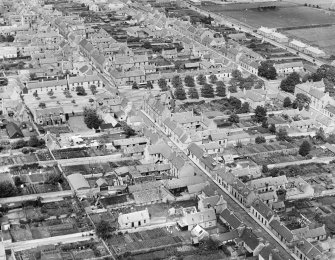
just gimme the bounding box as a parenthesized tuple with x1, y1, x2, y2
(286, 26, 335, 55)
(201, 3, 335, 29)
(288, 0, 334, 9)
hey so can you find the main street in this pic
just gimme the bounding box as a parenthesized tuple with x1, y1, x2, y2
(139, 110, 298, 260)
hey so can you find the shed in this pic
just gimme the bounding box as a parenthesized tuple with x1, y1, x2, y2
(6, 122, 24, 139)
(67, 173, 90, 191)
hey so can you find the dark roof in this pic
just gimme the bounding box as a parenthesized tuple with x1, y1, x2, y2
(220, 209, 243, 229)
(240, 228, 260, 251)
(251, 199, 274, 221)
(269, 220, 293, 242)
(6, 122, 24, 138)
(100, 194, 128, 206)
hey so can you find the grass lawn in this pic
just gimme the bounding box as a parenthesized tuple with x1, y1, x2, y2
(68, 116, 91, 132)
(202, 4, 335, 29)
(30, 227, 50, 239)
(286, 26, 335, 55)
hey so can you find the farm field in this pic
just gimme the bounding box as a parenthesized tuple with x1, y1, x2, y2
(285, 26, 335, 55)
(201, 5, 335, 29)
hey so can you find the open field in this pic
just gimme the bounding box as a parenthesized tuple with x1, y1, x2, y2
(201, 4, 335, 29)
(287, 0, 334, 9)
(285, 26, 335, 55)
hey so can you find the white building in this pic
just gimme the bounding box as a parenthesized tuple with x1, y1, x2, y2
(0, 46, 17, 59)
(257, 27, 275, 38)
(304, 46, 326, 58)
(271, 32, 289, 43)
(118, 209, 150, 229)
(289, 40, 307, 52)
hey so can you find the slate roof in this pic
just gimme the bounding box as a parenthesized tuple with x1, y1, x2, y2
(251, 199, 274, 221)
(269, 219, 293, 242)
(6, 122, 23, 138)
(220, 209, 243, 229)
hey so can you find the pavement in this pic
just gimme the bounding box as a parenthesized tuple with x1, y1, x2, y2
(139, 109, 299, 260)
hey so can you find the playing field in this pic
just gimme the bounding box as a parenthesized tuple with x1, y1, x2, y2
(288, 0, 334, 9)
(201, 4, 335, 29)
(286, 26, 335, 55)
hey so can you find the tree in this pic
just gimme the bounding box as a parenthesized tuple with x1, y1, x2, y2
(311, 64, 335, 84)
(295, 93, 311, 110)
(172, 75, 182, 88)
(262, 165, 269, 173)
(283, 97, 292, 108)
(209, 74, 218, 84)
(228, 85, 237, 93)
(76, 86, 86, 96)
(132, 82, 139, 89)
(299, 140, 311, 157)
(39, 102, 46, 108)
(255, 136, 266, 144)
(121, 123, 136, 138)
(174, 87, 187, 100)
(258, 61, 277, 80)
(184, 75, 195, 88)
(29, 72, 37, 80)
(188, 87, 199, 99)
(201, 84, 215, 98)
(83, 107, 103, 129)
(238, 102, 250, 114)
(269, 124, 276, 134)
(143, 41, 151, 49)
(228, 114, 239, 123)
(216, 81, 226, 97)
(48, 89, 54, 96)
(261, 119, 268, 129)
(315, 127, 326, 142)
(28, 136, 39, 147)
(158, 78, 168, 91)
(96, 220, 116, 240)
(276, 128, 289, 141)
(232, 69, 242, 79)
(90, 85, 97, 95)
(254, 106, 267, 123)
(146, 81, 153, 89)
(14, 176, 23, 187)
(0, 181, 18, 198)
(197, 74, 207, 85)
(280, 72, 301, 93)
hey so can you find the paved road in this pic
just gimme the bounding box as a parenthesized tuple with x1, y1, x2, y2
(187, 4, 326, 67)
(139, 110, 297, 260)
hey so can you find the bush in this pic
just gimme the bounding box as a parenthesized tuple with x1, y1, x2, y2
(255, 136, 266, 144)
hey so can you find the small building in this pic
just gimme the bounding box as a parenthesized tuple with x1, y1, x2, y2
(304, 46, 326, 58)
(118, 209, 150, 229)
(289, 40, 307, 52)
(6, 122, 24, 139)
(294, 238, 324, 260)
(219, 208, 243, 230)
(250, 199, 275, 227)
(177, 207, 216, 231)
(198, 192, 227, 214)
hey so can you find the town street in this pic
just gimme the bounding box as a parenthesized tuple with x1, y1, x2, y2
(139, 110, 298, 260)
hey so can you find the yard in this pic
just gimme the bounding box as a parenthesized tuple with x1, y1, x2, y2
(107, 227, 184, 256)
(68, 116, 91, 133)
